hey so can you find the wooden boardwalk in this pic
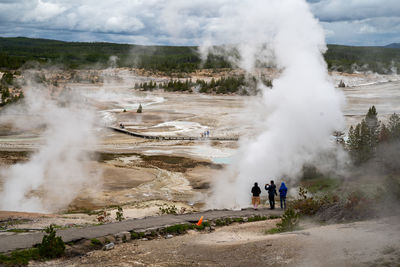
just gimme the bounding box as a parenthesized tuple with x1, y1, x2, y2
(107, 126, 239, 141)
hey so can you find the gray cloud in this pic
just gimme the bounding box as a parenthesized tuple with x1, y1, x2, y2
(0, 0, 399, 46)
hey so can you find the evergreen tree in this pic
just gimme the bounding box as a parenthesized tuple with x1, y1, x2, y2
(379, 123, 391, 143)
(347, 106, 381, 165)
(388, 113, 400, 140)
(137, 103, 142, 113)
(365, 105, 379, 147)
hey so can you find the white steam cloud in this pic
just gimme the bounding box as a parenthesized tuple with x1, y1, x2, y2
(0, 83, 100, 212)
(164, 0, 345, 208)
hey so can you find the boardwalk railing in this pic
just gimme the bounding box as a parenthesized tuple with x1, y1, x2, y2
(107, 126, 239, 141)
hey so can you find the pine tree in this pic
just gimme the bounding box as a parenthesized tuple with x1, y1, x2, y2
(379, 123, 391, 143)
(347, 109, 378, 165)
(137, 103, 142, 113)
(365, 105, 379, 148)
(388, 113, 400, 140)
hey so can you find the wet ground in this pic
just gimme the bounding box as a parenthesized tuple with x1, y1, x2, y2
(0, 72, 399, 218)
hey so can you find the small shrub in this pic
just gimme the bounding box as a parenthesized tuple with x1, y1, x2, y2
(165, 224, 189, 234)
(215, 219, 226, 226)
(247, 215, 267, 222)
(268, 215, 281, 219)
(158, 204, 178, 215)
(97, 210, 111, 223)
(0, 248, 40, 265)
(90, 238, 102, 247)
(267, 208, 300, 234)
(38, 224, 65, 259)
(381, 246, 395, 255)
(266, 228, 281, 234)
(115, 206, 124, 222)
(233, 217, 244, 223)
(131, 231, 145, 239)
(276, 208, 300, 232)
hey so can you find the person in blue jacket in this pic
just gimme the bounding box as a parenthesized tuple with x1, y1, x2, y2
(279, 182, 288, 209)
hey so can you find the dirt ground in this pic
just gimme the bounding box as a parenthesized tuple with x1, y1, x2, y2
(0, 70, 400, 226)
(31, 216, 400, 267)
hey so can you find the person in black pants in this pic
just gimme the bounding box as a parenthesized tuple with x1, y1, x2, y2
(265, 180, 277, 209)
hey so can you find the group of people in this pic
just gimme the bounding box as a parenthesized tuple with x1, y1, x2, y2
(200, 130, 210, 138)
(251, 180, 287, 210)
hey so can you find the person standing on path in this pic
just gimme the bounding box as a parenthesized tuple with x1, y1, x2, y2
(265, 180, 277, 209)
(279, 182, 288, 209)
(251, 182, 262, 210)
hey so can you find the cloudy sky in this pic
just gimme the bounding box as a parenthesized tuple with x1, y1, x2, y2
(0, 0, 399, 46)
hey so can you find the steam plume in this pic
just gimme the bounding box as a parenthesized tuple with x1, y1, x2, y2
(164, 0, 345, 208)
(0, 82, 100, 212)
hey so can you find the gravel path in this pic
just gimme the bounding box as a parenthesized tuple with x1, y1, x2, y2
(0, 208, 282, 253)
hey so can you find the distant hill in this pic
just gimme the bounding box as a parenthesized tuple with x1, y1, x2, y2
(1, 37, 400, 74)
(385, 43, 400, 49)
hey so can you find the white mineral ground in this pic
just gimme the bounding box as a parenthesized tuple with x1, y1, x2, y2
(0, 70, 399, 229)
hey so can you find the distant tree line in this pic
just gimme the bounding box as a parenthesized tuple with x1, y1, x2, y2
(134, 75, 272, 95)
(1, 37, 400, 74)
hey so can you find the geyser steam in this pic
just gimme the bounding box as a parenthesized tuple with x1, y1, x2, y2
(165, 0, 345, 208)
(0, 84, 100, 212)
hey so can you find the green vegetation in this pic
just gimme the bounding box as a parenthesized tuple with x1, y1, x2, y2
(136, 103, 142, 113)
(131, 231, 146, 240)
(135, 76, 264, 95)
(90, 238, 102, 247)
(247, 215, 268, 222)
(0, 37, 214, 72)
(325, 44, 400, 74)
(347, 106, 400, 165)
(0, 248, 41, 266)
(0, 70, 24, 107)
(0, 224, 65, 265)
(164, 222, 211, 234)
(158, 204, 178, 215)
(38, 224, 65, 259)
(267, 208, 300, 234)
(6, 229, 30, 233)
(115, 206, 124, 222)
(1, 37, 399, 74)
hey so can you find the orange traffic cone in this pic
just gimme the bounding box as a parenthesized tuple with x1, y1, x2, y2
(196, 216, 204, 226)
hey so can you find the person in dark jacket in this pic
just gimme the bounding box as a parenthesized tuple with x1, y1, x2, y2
(279, 182, 288, 209)
(251, 182, 262, 210)
(265, 180, 277, 209)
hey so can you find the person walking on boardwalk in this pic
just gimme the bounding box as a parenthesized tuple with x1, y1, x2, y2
(265, 180, 277, 209)
(279, 182, 288, 209)
(251, 182, 262, 210)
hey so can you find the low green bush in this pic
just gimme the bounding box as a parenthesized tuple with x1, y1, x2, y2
(38, 224, 65, 259)
(90, 238, 102, 247)
(0, 248, 40, 265)
(115, 206, 124, 222)
(266, 208, 300, 234)
(247, 215, 267, 222)
(130, 231, 145, 239)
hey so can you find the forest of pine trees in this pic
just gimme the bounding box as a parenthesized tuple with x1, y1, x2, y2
(133, 75, 272, 95)
(347, 105, 400, 165)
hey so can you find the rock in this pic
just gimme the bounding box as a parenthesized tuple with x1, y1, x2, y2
(141, 238, 148, 241)
(103, 242, 115, 250)
(165, 234, 173, 239)
(210, 226, 215, 231)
